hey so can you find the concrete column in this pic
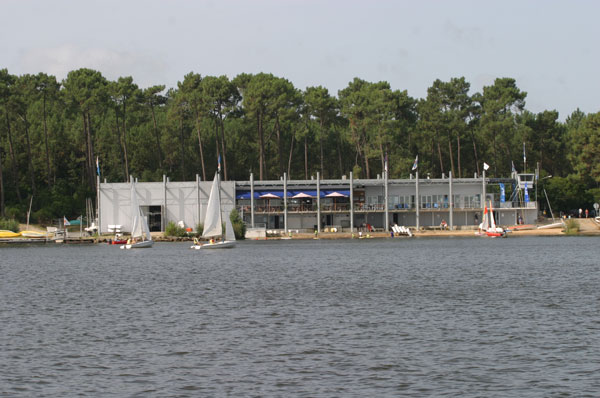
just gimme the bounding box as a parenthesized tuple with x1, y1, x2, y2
(283, 172, 288, 233)
(449, 171, 454, 229)
(162, 174, 167, 232)
(316, 172, 321, 233)
(416, 171, 420, 229)
(350, 171, 354, 233)
(250, 173, 255, 228)
(384, 169, 389, 231)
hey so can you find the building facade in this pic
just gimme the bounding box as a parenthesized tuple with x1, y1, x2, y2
(98, 172, 537, 234)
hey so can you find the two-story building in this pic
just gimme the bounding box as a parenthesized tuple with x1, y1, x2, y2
(97, 171, 538, 234)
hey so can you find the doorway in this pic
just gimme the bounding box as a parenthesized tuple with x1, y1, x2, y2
(147, 206, 162, 232)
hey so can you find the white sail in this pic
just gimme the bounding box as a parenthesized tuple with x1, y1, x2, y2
(481, 206, 488, 230)
(130, 184, 144, 239)
(489, 201, 497, 229)
(225, 213, 236, 242)
(129, 182, 152, 242)
(121, 181, 154, 249)
(141, 208, 152, 241)
(202, 172, 223, 238)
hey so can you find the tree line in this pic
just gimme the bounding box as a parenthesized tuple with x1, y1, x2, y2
(0, 68, 599, 223)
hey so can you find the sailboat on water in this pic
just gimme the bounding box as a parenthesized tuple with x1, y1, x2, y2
(121, 182, 154, 249)
(191, 171, 236, 250)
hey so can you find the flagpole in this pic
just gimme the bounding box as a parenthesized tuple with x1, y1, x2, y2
(523, 143, 526, 173)
(415, 170, 419, 230)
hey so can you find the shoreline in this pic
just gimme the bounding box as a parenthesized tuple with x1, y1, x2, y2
(14, 220, 600, 245)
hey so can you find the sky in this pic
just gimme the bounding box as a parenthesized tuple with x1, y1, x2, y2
(2, 0, 599, 119)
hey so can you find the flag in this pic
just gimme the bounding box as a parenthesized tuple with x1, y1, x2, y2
(524, 182, 529, 203)
(483, 162, 490, 171)
(218, 154, 221, 173)
(511, 161, 516, 174)
(96, 156, 100, 176)
(523, 143, 526, 163)
(499, 183, 505, 203)
(64, 216, 70, 226)
(411, 155, 418, 171)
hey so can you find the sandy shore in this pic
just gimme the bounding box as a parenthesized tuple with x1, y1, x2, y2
(272, 227, 566, 240)
(20, 218, 600, 243)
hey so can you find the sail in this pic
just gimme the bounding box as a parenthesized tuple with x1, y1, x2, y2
(130, 182, 152, 241)
(225, 213, 236, 241)
(203, 172, 223, 238)
(141, 207, 152, 241)
(130, 184, 144, 239)
(481, 206, 488, 229)
(489, 201, 497, 229)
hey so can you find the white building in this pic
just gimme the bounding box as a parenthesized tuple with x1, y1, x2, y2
(97, 172, 538, 234)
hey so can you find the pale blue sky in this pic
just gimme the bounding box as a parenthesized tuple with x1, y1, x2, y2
(2, 0, 598, 119)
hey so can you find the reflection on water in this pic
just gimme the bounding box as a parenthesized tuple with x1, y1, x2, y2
(1, 237, 599, 397)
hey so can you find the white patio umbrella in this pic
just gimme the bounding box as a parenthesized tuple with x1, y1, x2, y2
(259, 192, 279, 212)
(325, 191, 348, 210)
(291, 192, 314, 211)
(292, 192, 314, 198)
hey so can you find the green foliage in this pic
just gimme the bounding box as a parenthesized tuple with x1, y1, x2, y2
(164, 221, 187, 237)
(196, 223, 204, 236)
(229, 209, 246, 240)
(0, 218, 20, 232)
(5, 206, 24, 222)
(564, 218, 580, 235)
(32, 208, 53, 225)
(0, 67, 599, 222)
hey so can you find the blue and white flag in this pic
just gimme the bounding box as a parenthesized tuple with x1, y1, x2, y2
(218, 154, 221, 173)
(511, 161, 516, 174)
(500, 183, 505, 203)
(96, 156, 100, 176)
(524, 182, 529, 203)
(64, 216, 70, 226)
(523, 143, 526, 163)
(411, 155, 418, 171)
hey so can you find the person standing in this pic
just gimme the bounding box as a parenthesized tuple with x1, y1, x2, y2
(585, 209, 589, 218)
(579, 208, 583, 218)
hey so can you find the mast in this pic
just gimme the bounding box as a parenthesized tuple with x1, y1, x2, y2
(218, 162, 224, 239)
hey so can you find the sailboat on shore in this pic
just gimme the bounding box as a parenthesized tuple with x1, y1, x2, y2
(121, 182, 154, 249)
(191, 171, 236, 250)
(479, 201, 506, 238)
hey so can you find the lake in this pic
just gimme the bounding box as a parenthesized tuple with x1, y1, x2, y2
(1, 237, 599, 397)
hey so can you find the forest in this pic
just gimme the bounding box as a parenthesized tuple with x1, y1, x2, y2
(0, 68, 599, 224)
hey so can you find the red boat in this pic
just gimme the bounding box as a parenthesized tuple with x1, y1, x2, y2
(109, 239, 128, 245)
(108, 233, 128, 245)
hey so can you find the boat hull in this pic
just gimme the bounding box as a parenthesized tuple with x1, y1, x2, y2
(191, 240, 236, 250)
(110, 240, 128, 245)
(120, 240, 154, 249)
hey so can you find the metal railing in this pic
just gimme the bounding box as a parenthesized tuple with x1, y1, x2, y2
(237, 200, 536, 214)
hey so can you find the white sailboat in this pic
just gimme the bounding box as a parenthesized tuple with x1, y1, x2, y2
(191, 171, 236, 250)
(485, 200, 506, 238)
(475, 201, 506, 237)
(121, 182, 154, 249)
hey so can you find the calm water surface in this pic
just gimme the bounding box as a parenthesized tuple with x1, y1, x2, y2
(1, 237, 599, 397)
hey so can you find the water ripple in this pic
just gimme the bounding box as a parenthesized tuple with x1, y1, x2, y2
(1, 237, 599, 396)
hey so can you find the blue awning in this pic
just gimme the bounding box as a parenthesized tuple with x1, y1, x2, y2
(236, 191, 289, 199)
(236, 189, 351, 199)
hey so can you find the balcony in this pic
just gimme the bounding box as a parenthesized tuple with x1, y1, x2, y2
(237, 200, 536, 215)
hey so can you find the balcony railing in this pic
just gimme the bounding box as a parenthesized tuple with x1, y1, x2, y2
(237, 200, 536, 214)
